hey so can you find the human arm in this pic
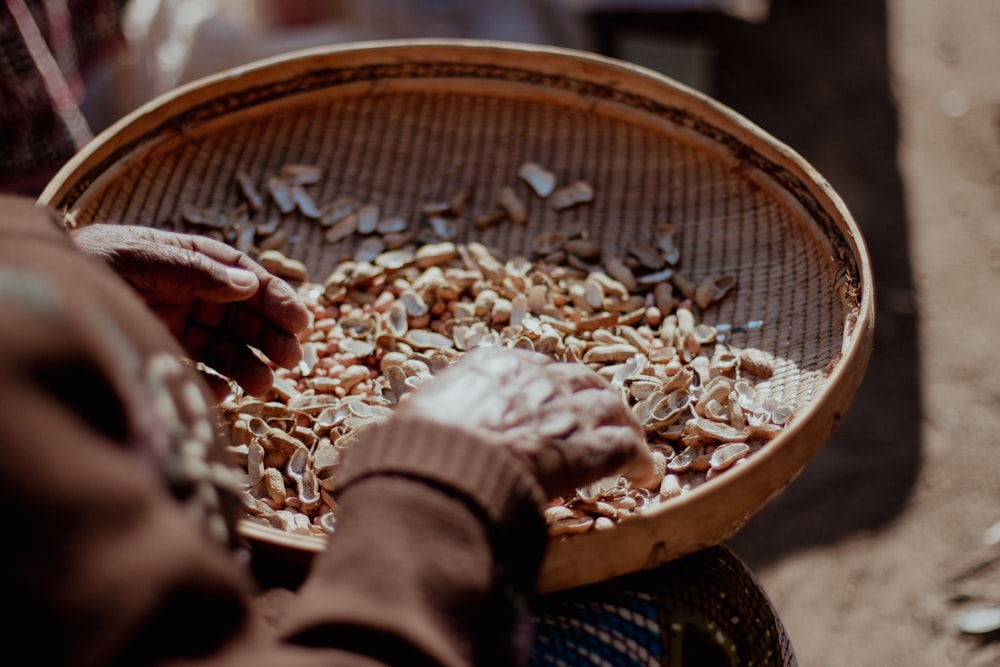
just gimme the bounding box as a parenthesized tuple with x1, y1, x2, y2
(0, 196, 652, 666)
(0, 196, 260, 666)
(0, 197, 483, 667)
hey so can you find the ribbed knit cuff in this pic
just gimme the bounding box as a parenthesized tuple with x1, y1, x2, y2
(335, 414, 549, 593)
(337, 415, 548, 528)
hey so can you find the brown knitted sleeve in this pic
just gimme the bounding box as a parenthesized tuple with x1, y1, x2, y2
(274, 416, 549, 667)
(0, 196, 258, 666)
(0, 195, 549, 667)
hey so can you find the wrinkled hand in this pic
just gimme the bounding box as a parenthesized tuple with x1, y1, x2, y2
(397, 347, 655, 498)
(71, 224, 311, 397)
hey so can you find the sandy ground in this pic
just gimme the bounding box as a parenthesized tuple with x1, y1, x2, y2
(673, 1, 1000, 664)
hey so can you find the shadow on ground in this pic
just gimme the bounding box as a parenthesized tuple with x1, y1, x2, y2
(591, 0, 921, 569)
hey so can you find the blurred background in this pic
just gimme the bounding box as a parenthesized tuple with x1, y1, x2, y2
(4, 0, 998, 664)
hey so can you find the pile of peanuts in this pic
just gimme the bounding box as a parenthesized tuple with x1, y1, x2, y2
(196, 163, 791, 538)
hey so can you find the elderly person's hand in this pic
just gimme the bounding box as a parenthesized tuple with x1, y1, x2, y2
(397, 347, 655, 498)
(70, 224, 311, 397)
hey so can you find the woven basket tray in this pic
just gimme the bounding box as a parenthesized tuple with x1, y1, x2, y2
(41, 39, 873, 593)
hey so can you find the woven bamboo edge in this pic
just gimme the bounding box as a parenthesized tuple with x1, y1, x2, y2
(40, 39, 875, 593)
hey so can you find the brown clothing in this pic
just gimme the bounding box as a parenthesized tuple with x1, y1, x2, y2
(1, 0, 129, 195)
(0, 194, 547, 666)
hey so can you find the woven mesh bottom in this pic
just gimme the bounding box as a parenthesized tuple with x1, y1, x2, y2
(47, 43, 871, 589)
(74, 90, 844, 413)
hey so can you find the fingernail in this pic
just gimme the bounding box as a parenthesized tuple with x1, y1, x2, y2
(226, 267, 258, 289)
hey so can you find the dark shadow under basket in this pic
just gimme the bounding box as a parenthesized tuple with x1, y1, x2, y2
(41, 39, 874, 593)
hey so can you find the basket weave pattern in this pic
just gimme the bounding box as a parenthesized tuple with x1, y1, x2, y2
(44, 41, 872, 592)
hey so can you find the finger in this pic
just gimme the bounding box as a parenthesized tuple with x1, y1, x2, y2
(216, 301, 304, 370)
(174, 232, 312, 336)
(569, 425, 652, 490)
(397, 358, 510, 424)
(555, 387, 642, 431)
(136, 242, 262, 303)
(219, 350, 275, 398)
(460, 346, 550, 378)
(196, 367, 236, 403)
(499, 374, 559, 428)
(237, 272, 311, 337)
(176, 231, 258, 267)
(181, 322, 276, 397)
(172, 301, 302, 370)
(529, 424, 649, 498)
(618, 444, 657, 488)
(407, 346, 545, 405)
(164, 305, 283, 397)
(247, 320, 304, 371)
(542, 360, 611, 394)
(227, 255, 311, 336)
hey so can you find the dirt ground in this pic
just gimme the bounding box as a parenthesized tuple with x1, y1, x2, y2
(611, 1, 1000, 664)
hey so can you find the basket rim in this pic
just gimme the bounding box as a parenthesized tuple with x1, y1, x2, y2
(41, 38, 876, 592)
